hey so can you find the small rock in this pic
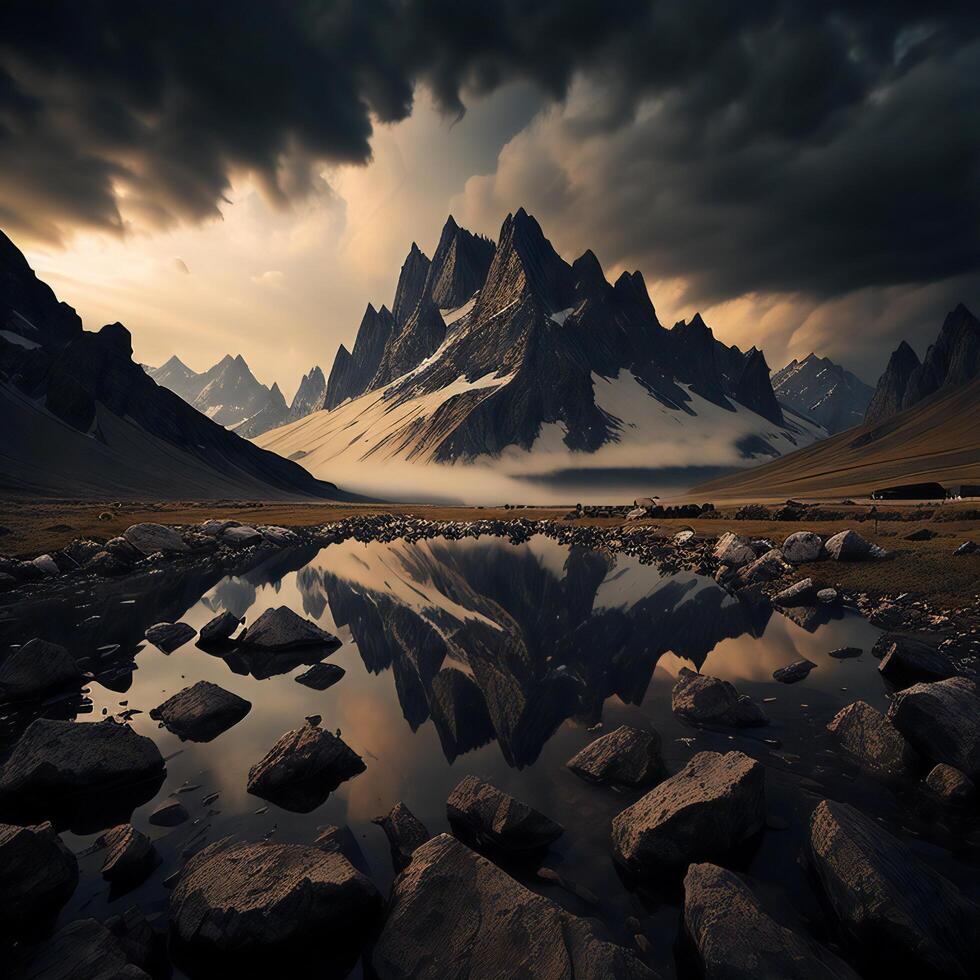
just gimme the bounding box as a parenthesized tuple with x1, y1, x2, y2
(31, 554, 61, 576)
(373, 801, 431, 871)
(295, 662, 346, 690)
(260, 525, 298, 546)
(247, 723, 365, 812)
(826, 701, 920, 780)
(824, 529, 885, 561)
(772, 578, 817, 607)
(446, 775, 563, 857)
(221, 525, 264, 548)
(239, 606, 341, 651)
(925, 763, 975, 805)
(565, 725, 667, 789)
(611, 750, 766, 874)
(0, 821, 78, 936)
(99, 823, 156, 887)
(0, 637, 82, 700)
(148, 797, 189, 827)
(672, 667, 768, 728)
(816, 587, 838, 604)
(683, 862, 861, 980)
(878, 636, 955, 687)
(144, 621, 196, 653)
(904, 527, 937, 541)
(953, 540, 977, 555)
(150, 681, 251, 742)
(773, 659, 816, 684)
(123, 523, 189, 555)
(198, 610, 243, 644)
(888, 677, 980, 779)
(781, 531, 823, 564)
(808, 799, 979, 976)
(828, 646, 862, 659)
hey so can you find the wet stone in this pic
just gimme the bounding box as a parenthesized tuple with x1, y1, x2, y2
(565, 724, 667, 789)
(150, 681, 251, 742)
(143, 621, 196, 653)
(773, 659, 817, 684)
(672, 667, 769, 728)
(373, 801, 432, 871)
(239, 606, 341, 651)
(826, 700, 920, 780)
(0, 637, 81, 700)
(295, 662, 346, 690)
(198, 610, 242, 644)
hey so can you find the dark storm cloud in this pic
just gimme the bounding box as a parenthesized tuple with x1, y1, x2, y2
(1, 1, 978, 308)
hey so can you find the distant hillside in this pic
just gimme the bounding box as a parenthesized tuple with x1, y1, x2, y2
(692, 377, 980, 500)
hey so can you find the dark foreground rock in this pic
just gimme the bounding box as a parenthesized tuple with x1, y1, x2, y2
(0, 638, 81, 700)
(170, 840, 380, 967)
(672, 668, 768, 728)
(826, 701, 920, 780)
(808, 799, 980, 977)
(371, 833, 655, 979)
(99, 824, 156, 888)
(877, 636, 955, 687)
(295, 662, 346, 690)
(315, 824, 371, 873)
(446, 775, 563, 857)
(124, 522, 188, 555)
(239, 606, 341, 651)
(247, 722, 365, 812)
(198, 610, 242, 644)
(565, 725, 667, 788)
(887, 677, 980, 778)
(148, 796, 188, 827)
(611, 751, 765, 874)
(0, 718, 164, 823)
(17, 917, 150, 979)
(373, 801, 431, 871)
(143, 621, 196, 653)
(773, 659, 816, 684)
(150, 681, 251, 742)
(683, 862, 860, 980)
(0, 821, 78, 937)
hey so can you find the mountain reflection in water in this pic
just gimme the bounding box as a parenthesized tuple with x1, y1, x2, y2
(2, 534, 906, 979)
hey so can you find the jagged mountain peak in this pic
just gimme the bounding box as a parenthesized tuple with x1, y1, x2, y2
(772, 350, 873, 434)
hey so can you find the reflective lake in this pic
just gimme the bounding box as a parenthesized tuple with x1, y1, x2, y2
(2, 535, 975, 978)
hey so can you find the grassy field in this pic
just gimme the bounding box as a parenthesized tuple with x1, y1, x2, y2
(1, 497, 977, 610)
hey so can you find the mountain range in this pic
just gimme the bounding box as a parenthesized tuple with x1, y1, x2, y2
(695, 305, 980, 499)
(145, 355, 325, 438)
(257, 209, 824, 483)
(0, 230, 353, 500)
(771, 353, 873, 434)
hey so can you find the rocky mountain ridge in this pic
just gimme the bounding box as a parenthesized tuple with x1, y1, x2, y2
(260, 209, 823, 478)
(772, 353, 873, 434)
(865, 303, 979, 425)
(0, 229, 353, 500)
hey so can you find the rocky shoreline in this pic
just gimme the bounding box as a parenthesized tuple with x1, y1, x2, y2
(1, 513, 978, 977)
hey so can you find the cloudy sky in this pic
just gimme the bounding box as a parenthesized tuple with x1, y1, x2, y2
(2, 1, 978, 398)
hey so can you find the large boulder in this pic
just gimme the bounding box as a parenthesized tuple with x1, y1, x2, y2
(150, 681, 251, 742)
(373, 801, 431, 871)
(781, 531, 824, 564)
(123, 523, 188, 555)
(143, 621, 196, 653)
(239, 606, 341, 651)
(611, 751, 765, 874)
(99, 824, 156, 887)
(198, 610, 242, 645)
(826, 701, 920, 780)
(0, 821, 78, 936)
(371, 833, 655, 979)
(169, 840, 380, 965)
(808, 799, 980, 977)
(17, 917, 150, 979)
(672, 668, 768, 728)
(683, 862, 860, 980)
(0, 718, 164, 820)
(446, 775, 563, 857)
(824, 529, 885, 561)
(0, 638, 81, 700)
(565, 725, 667, 789)
(887, 677, 980, 779)
(247, 722, 365, 812)
(925, 764, 975, 805)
